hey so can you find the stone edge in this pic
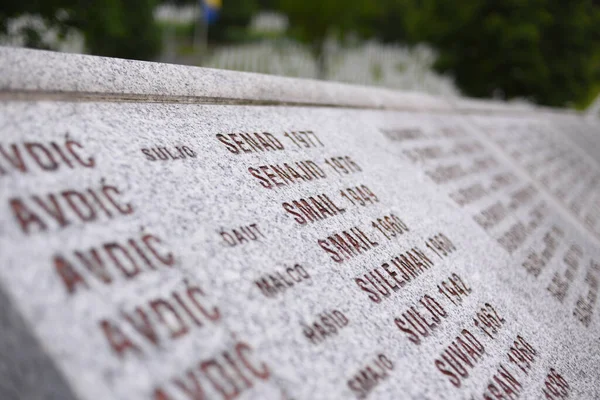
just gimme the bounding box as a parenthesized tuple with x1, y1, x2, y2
(0, 46, 576, 115)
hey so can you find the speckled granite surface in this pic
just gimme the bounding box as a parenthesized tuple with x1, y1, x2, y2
(0, 47, 599, 400)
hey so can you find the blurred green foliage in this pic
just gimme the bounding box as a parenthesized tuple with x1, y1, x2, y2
(207, 0, 258, 43)
(155, 0, 258, 43)
(275, 0, 376, 78)
(368, 0, 600, 107)
(2, 0, 599, 107)
(83, 0, 161, 60)
(0, 0, 161, 60)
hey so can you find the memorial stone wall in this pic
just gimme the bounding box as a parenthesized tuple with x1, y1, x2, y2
(0, 47, 599, 400)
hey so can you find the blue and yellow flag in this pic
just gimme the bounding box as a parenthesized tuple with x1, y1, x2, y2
(202, 0, 222, 25)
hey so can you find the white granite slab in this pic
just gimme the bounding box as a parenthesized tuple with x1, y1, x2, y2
(0, 48, 599, 400)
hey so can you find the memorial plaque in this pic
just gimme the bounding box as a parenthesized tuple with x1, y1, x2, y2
(1, 47, 600, 400)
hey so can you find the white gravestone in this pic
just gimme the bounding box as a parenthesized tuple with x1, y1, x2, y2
(0, 47, 599, 400)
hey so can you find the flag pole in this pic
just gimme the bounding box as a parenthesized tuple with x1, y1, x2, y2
(194, 1, 208, 60)
(196, 0, 219, 62)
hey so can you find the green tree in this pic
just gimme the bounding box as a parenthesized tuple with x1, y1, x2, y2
(208, 0, 258, 43)
(157, 0, 258, 44)
(82, 0, 161, 60)
(371, 0, 600, 107)
(1, 0, 77, 49)
(275, 0, 376, 78)
(1, 0, 161, 61)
